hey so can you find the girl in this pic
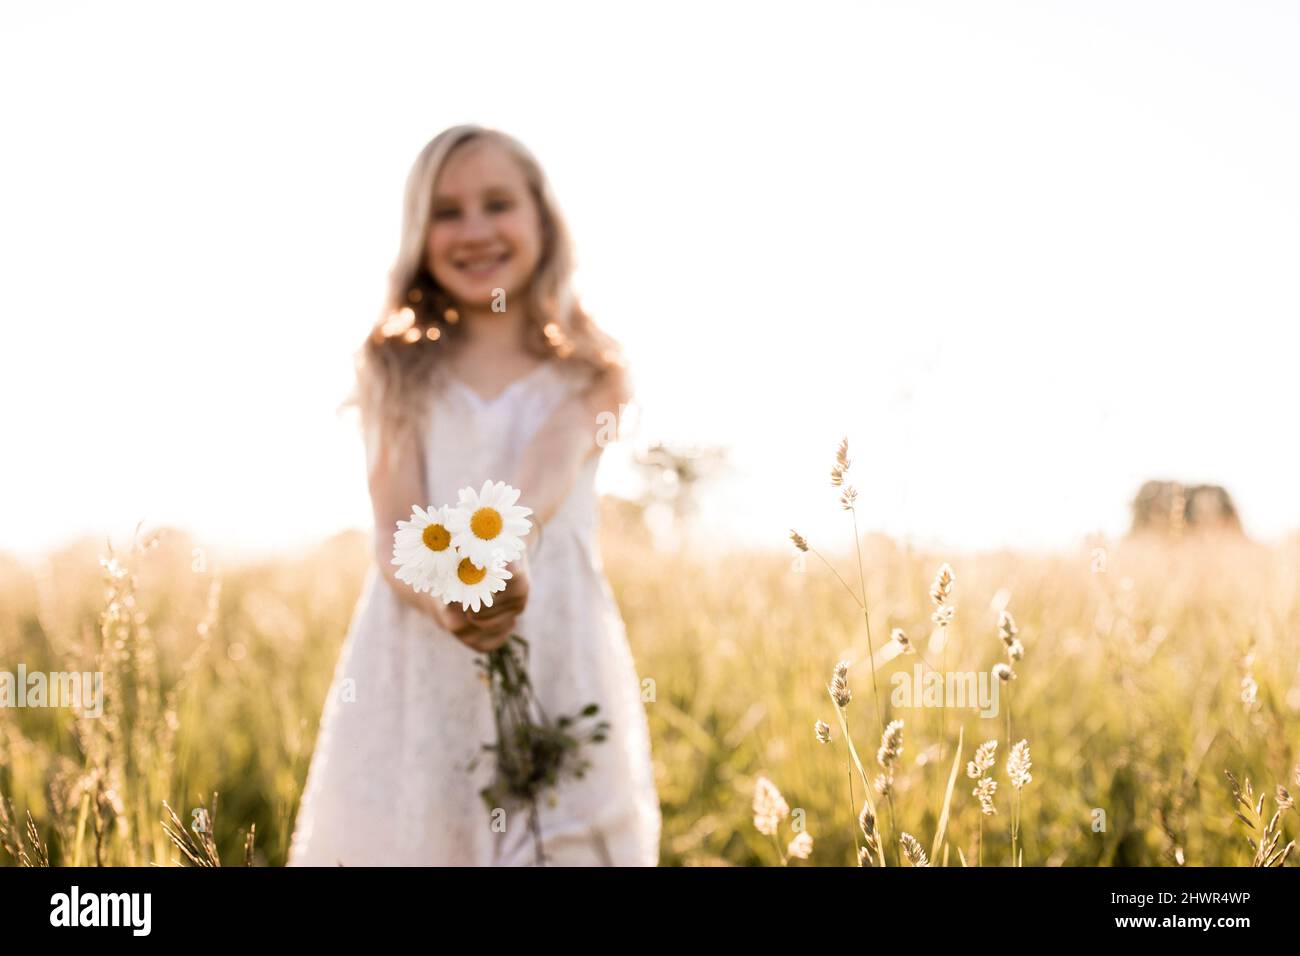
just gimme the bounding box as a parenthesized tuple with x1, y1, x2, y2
(288, 126, 661, 866)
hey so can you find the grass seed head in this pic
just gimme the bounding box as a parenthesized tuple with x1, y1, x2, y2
(829, 661, 852, 708)
(900, 831, 929, 867)
(858, 804, 876, 839)
(752, 776, 790, 836)
(877, 719, 904, 770)
(998, 609, 1019, 644)
(830, 437, 850, 487)
(787, 831, 814, 860)
(1008, 739, 1033, 790)
(974, 776, 998, 815)
(930, 563, 955, 606)
(968, 740, 998, 779)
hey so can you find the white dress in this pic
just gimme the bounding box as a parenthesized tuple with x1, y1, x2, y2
(288, 360, 661, 866)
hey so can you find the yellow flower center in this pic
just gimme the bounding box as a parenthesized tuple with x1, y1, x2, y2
(470, 507, 503, 540)
(421, 523, 451, 552)
(457, 558, 487, 586)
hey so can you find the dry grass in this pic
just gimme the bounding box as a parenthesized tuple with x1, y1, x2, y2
(1, 512, 1298, 865)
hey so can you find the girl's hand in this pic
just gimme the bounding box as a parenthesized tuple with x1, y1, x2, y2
(436, 557, 531, 654)
(426, 600, 480, 647)
(463, 557, 530, 651)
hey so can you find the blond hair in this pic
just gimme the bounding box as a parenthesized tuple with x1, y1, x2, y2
(347, 125, 623, 446)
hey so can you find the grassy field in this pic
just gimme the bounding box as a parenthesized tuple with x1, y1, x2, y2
(1, 509, 1297, 866)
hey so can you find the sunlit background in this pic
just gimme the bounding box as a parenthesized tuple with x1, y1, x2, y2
(3, 0, 1298, 558)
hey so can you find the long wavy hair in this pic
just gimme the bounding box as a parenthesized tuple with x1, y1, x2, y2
(348, 125, 624, 448)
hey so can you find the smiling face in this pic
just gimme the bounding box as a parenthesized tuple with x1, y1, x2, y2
(425, 139, 545, 311)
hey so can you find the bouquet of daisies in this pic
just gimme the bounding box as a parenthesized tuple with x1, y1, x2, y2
(392, 480, 607, 864)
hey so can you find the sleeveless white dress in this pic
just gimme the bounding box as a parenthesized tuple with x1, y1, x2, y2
(288, 360, 661, 866)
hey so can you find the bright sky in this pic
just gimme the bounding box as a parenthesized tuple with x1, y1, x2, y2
(3, 1, 1298, 558)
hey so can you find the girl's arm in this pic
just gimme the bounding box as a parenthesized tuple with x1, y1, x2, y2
(365, 421, 449, 617)
(510, 363, 632, 532)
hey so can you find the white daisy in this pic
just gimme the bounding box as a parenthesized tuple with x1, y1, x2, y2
(441, 554, 512, 613)
(392, 505, 459, 594)
(446, 480, 533, 568)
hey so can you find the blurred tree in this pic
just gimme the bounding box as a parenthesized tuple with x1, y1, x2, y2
(1130, 480, 1243, 537)
(631, 442, 729, 548)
